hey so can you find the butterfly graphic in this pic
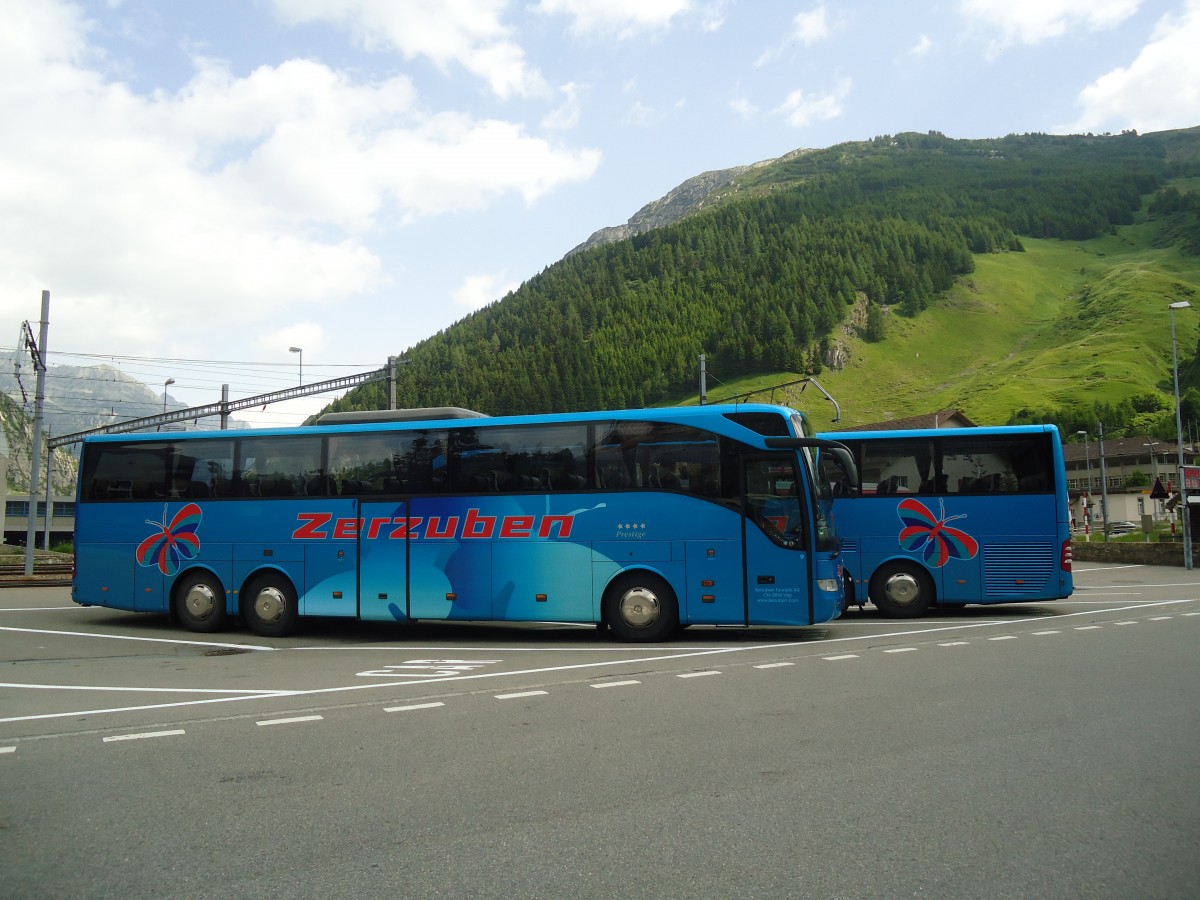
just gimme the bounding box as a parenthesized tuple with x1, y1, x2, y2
(896, 497, 979, 567)
(136, 503, 203, 575)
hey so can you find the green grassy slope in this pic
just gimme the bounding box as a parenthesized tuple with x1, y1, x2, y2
(694, 223, 1200, 430)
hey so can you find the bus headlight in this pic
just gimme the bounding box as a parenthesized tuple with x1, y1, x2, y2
(816, 577, 840, 593)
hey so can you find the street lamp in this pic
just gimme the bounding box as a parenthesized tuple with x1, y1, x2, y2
(1076, 430, 1093, 539)
(289, 346, 303, 385)
(1170, 300, 1193, 569)
(163, 377, 175, 414)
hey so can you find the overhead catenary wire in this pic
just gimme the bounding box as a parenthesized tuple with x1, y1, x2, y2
(0, 345, 390, 412)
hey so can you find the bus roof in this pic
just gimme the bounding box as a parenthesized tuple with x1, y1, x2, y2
(820, 424, 1062, 440)
(82, 403, 813, 445)
(316, 407, 488, 424)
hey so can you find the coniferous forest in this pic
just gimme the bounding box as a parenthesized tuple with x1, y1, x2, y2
(325, 129, 1200, 421)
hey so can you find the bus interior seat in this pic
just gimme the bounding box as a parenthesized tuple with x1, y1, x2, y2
(185, 481, 212, 498)
(552, 472, 586, 490)
(598, 466, 628, 488)
(105, 481, 133, 499)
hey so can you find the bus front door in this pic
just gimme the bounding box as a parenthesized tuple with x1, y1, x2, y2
(743, 456, 813, 626)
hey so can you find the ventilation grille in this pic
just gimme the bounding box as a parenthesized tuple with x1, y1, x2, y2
(983, 542, 1055, 598)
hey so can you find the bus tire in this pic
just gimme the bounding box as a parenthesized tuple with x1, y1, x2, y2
(603, 572, 678, 643)
(870, 562, 933, 618)
(242, 573, 299, 638)
(172, 570, 228, 633)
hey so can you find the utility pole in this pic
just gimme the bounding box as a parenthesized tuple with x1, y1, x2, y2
(698, 354, 707, 405)
(1098, 421, 1110, 543)
(23, 290, 50, 575)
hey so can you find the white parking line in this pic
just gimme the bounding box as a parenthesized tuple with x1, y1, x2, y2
(754, 662, 794, 669)
(677, 671, 721, 678)
(823, 654, 859, 661)
(883, 647, 916, 654)
(0, 625, 273, 651)
(1075, 626, 1102, 631)
(494, 690, 548, 699)
(939, 641, 969, 647)
(384, 702, 445, 712)
(5, 597, 1194, 727)
(102, 729, 185, 742)
(1150, 616, 1173, 621)
(0, 682, 293, 695)
(988, 635, 1018, 641)
(0, 746, 15, 754)
(256, 715, 323, 726)
(590, 680, 641, 688)
(1033, 630, 1061, 635)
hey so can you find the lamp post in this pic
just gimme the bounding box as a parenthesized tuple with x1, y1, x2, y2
(1077, 430, 1093, 539)
(162, 377, 175, 414)
(289, 346, 303, 385)
(1170, 300, 1193, 569)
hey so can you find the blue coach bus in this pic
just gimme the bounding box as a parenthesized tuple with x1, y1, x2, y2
(819, 424, 1073, 618)
(73, 404, 855, 641)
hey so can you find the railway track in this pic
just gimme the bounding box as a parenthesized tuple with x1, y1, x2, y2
(0, 562, 73, 586)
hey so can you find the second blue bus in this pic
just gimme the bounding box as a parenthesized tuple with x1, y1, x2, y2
(820, 424, 1073, 617)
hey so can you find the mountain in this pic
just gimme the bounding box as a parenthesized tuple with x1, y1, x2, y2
(0, 392, 79, 495)
(323, 128, 1200, 439)
(566, 153, 800, 255)
(0, 353, 194, 440)
(0, 355, 256, 494)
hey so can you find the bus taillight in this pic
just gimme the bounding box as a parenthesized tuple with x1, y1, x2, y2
(1061, 539, 1073, 572)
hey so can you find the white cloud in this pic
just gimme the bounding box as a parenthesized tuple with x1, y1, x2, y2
(730, 95, 758, 118)
(454, 273, 520, 310)
(776, 77, 852, 128)
(0, 0, 600, 358)
(794, 3, 832, 46)
(698, 1, 729, 32)
(756, 3, 837, 67)
(1069, 0, 1200, 134)
(533, 0, 691, 39)
(959, 0, 1141, 48)
(543, 82, 583, 130)
(269, 0, 549, 98)
(624, 101, 659, 126)
(909, 35, 934, 58)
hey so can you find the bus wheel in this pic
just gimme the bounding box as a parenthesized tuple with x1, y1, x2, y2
(604, 573, 678, 643)
(172, 571, 228, 632)
(870, 563, 933, 618)
(242, 574, 299, 638)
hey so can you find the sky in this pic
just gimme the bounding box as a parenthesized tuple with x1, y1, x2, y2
(3, 0, 1200, 429)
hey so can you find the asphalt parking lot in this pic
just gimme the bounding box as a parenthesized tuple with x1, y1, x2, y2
(3, 560, 1198, 744)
